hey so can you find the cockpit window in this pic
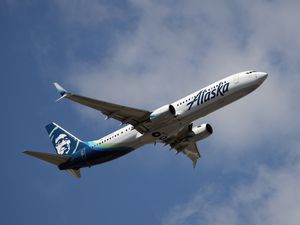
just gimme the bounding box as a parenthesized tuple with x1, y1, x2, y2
(246, 70, 256, 74)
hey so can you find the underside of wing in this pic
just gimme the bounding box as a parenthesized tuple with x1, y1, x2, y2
(161, 123, 202, 167)
(182, 142, 201, 168)
(175, 142, 201, 168)
(53, 83, 151, 133)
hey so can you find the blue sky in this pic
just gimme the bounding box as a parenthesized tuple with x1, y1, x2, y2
(1, 1, 300, 225)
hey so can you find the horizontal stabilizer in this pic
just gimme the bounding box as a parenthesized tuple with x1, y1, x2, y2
(23, 150, 70, 166)
(24, 151, 81, 178)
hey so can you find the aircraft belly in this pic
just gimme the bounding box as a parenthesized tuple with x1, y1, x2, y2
(87, 150, 132, 166)
(59, 148, 133, 169)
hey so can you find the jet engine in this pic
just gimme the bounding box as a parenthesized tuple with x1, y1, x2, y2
(187, 123, 213, 142)
(150, 105, 176, 122)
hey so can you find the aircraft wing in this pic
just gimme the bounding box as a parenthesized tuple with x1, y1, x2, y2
(53, 83, 151, 133)
(172, 141, 201, 168)
(162, 123, 201, 167)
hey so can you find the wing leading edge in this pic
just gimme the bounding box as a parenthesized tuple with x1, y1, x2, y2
(53, 83, 151, 133)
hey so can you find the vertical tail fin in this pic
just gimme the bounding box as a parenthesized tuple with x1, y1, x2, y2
(45, 122, 86, 156)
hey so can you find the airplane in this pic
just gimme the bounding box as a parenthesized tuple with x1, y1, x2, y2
(24, 70, 268, 178)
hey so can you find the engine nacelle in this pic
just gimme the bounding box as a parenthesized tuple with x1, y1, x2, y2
(150, 104, 176, 122)
(188, 123, 213, 142)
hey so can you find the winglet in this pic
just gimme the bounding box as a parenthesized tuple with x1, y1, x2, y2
(54, 82, 68, 95)
(53, 82, 68, 102)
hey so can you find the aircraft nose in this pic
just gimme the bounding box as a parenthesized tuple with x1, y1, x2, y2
(257, 72, 268, 81)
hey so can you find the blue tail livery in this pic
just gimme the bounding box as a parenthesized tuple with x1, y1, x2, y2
(24, 71, 267, 178)
(24, 122, 134, 178)
(45, 122, 86, 155)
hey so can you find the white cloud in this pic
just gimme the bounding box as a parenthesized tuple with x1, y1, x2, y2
(54, 0, 115, 27)
(54, 1, 300, 224)
(61, 0, 300, 152)
(162, 141, 300, 225)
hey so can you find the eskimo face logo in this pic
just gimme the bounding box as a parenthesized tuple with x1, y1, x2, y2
(55, 134, 71, 155)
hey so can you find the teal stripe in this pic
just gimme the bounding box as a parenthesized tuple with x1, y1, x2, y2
(49, 127, 58, 137)
(72, 140, 80, 154)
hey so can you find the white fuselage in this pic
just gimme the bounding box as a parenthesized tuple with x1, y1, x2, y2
(91, 71, 268, 150)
